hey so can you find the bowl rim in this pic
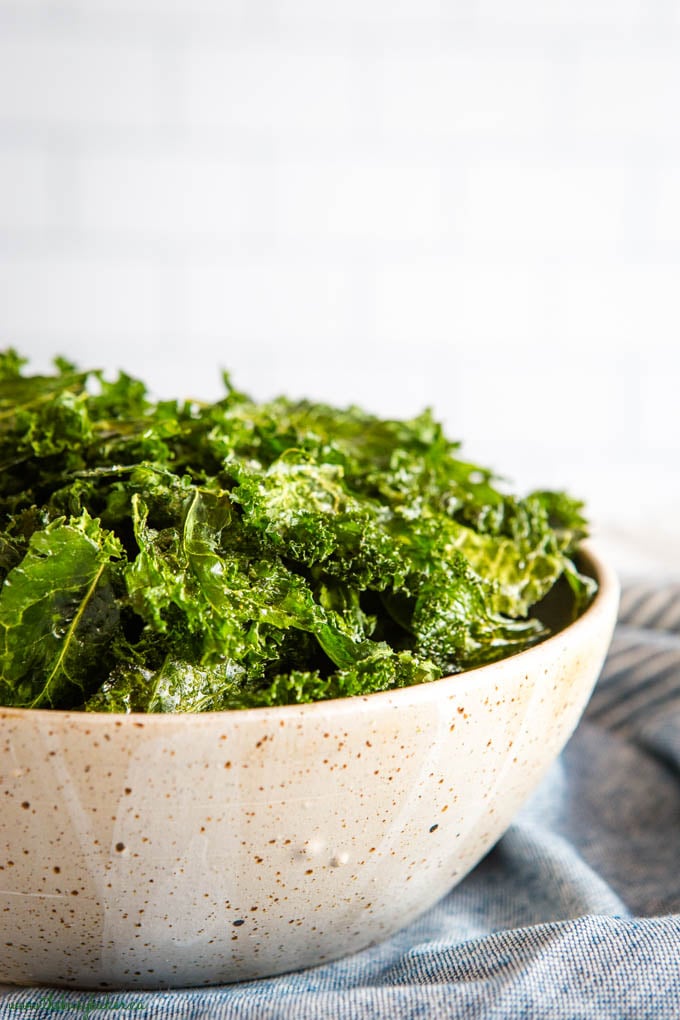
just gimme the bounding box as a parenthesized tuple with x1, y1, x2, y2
(0, 541, 619, 727)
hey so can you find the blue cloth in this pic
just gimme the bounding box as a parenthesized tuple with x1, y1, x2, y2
(1, 580, 679, 1019)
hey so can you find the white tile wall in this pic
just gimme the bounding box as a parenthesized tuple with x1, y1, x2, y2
(460, 163, 628, 253)
(0, 252, 162, 337)
(0, 0, 679, 574)
(0, 145, 51, 230)
(0, 34, 163, 129)
(79, 150, 274, 240)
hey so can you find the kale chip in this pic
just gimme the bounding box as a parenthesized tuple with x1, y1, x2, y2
(0, 350, 595, 711)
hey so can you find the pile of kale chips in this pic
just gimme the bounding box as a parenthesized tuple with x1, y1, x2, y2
(0, 351, 595, 713)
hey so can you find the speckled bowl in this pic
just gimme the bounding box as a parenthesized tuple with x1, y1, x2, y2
(0, 544, 618, 990)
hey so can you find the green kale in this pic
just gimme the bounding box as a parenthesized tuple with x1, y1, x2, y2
(0, 349, 596, 712)
(0, 510, 122, 707)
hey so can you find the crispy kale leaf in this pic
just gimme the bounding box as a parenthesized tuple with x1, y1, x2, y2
(0, 510, 122, 707)
(0, 349, 596, 712)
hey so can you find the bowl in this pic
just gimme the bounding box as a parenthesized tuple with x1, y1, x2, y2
(0, 543, 618, 990)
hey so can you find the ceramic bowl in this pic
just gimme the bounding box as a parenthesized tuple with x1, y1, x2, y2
(0, 543, 618, 990)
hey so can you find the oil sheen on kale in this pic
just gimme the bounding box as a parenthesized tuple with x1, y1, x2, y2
(0, 351, 596, 713)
